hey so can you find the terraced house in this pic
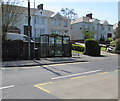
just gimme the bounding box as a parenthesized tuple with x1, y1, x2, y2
(71, 13, 113, 42)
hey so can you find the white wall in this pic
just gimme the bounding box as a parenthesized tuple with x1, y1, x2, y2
(71, 23, 84, 40)
(71, 21, 113, 41)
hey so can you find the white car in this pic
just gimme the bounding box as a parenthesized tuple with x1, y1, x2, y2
(5, 33, 34, 42)
(106, 46, 115, 52)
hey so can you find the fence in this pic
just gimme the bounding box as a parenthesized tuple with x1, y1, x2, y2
(2, 41, 39, 61)
(2, 35, 72, 61)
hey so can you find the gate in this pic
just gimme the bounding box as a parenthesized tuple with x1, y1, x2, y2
(40, 34, 72, 58)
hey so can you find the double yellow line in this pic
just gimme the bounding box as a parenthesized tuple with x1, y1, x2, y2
(34, 82, 53, 93)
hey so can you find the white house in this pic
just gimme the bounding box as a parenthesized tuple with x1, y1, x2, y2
(112, 23, 118, 38)
(71, 13, 113, 42)
(48, 12, 71, 36)
(15, 5, 71, 42)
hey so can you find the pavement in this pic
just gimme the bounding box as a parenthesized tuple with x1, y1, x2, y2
(2, 51, 118, 67)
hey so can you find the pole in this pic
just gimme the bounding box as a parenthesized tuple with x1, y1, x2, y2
(34, 0, 36, 59)
(28, 0, 31, 59)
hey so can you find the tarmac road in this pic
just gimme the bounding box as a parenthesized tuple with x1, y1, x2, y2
(1, 53, 119, 99)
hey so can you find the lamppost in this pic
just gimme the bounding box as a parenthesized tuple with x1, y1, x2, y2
(28, 0, 31, 59)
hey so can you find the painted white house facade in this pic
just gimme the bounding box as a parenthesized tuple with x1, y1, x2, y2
(112, 23, 118, 38)
(15, 6, 71, 42)
(70, 14, 113, 42)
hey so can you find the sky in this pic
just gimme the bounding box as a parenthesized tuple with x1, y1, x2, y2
(22, 0, 119, 25)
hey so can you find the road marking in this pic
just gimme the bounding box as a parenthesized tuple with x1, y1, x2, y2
(51, 70, 101, 80)
(97, 72, 109, 75)
(34, 82, 52, 93)
(34, 85, 51, 93)
(0, 85, 15, 90)
(70, 76, 87, 80)
(35, 82, 53, 86)
(66, 62, 89, 65)
(2, 66, 40, 70)
(44, 64, 67, 67)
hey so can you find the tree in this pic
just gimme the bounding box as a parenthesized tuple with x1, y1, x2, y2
(1, 0, 24, 40)
(114, 22, 120, 51)
(114, 22, 120, 39)
(60, 8, 78, 20)
(83, 31, 96, 39)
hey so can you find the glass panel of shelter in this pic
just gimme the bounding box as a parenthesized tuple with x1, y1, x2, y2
(40, 35, 71, 58)
(48, 36, 55, 57)
(55, 36, 62, 56)
(40, 35, 48, 58)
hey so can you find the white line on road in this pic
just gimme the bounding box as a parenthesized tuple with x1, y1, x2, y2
(0, 85, 15, 90)
(51, 70, 101, 80)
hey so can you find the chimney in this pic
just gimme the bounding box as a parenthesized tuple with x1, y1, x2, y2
(37, 4, 43, 10)
(86, 13, 92, 19)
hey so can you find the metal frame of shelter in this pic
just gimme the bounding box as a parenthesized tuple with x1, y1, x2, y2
(39, 34, 72, 58)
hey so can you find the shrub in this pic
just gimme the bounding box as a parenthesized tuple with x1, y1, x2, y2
(110, 40, 115, 47)
(107, 38, 113, 42)
(84, 39, 98, 44)
(72, 44, 85, 52)
(115, 38, 120, 50)
(83, 39, 101, 56)
(113, 50, 120, 54)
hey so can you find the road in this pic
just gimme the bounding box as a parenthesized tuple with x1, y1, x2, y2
(1, 53, 119, 99)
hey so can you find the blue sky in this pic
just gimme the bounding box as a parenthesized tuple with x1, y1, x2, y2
(23, 0, 119, 24)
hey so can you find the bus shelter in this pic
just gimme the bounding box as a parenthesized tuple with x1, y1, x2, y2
(40, 34, 72, 58)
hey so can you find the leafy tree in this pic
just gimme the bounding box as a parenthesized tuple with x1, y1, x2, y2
(60, 8, 78, 20)
(114, 22, 120, 39)
(114, 22, 120, 51)
(83, 31, 96, 39)
(1, 0, 24, 40)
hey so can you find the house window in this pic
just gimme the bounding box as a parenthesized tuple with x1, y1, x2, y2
(51, 30, 61, 34)
(34, 16, 45, 24)
(51, 19, 60, 26)
(34, 29, 36, 34)
(36, 16, 40, 24)
(56, 20, 60, 26)
(64, 21, 68, 27)
(34, 16, 37, 24)
(108, 26, 111, 30)
(42, 17, 45, 24)
(24, 16, 28, 23)
(65, 31, 67, 34)
(101, 27, 104, 30)
(40, 28, 45, 34)
(94, 25, 97, 30)
(108, 33, 112, 38)
(85, 24, 88, 28)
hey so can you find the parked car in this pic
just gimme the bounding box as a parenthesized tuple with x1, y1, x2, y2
(5, 33, 34, 42)
(106, 46, 115, 52)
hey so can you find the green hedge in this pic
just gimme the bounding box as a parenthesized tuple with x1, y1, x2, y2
(83, 39, 101, 56)
(107, 38, 113, 42)
(115, 38, 120, 50)
(72, 44, 85, 52)
(110, 40, 115, 47)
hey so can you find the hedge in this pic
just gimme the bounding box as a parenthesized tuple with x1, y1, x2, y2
(83, 39, 101, 56)
(72, 44, 85, 52)
(115, 38, 120, 50)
